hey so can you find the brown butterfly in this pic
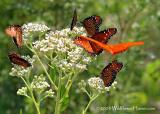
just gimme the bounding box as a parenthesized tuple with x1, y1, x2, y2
(5, 25, 23, 47)
(70, 9, 77, 31)
(100, 60, 123, 87)
(82, 15, 102, 36)
(8, 53, 31, 68)
(74, 28, 117, 55)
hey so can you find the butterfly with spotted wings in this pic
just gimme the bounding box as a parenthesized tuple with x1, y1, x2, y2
(82, 15, 102, 36)
(101, 60, 123, 87)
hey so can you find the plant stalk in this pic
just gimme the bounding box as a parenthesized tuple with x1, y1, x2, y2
(54, 74, 62, 114)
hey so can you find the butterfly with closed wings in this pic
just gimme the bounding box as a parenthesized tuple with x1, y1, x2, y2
(8, 53, 31, 68)
(5, 25, 23, 48)
(101, 60, 123, 87)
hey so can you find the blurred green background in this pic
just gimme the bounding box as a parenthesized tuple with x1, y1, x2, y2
(0, 0, 160, 114)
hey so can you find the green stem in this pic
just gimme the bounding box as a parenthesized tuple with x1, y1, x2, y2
(82, 94, 99, 114)
(21, 77, 41, 114)
(83, 89, 91, 99)
(63, 72, 78, 97)
(26, 43, 58, 91)
(54, 72, 62, 114)
(60, 71, 77, 103)
(34, 50, 58, 91)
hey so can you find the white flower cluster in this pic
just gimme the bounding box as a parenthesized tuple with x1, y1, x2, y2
(22, 22, 50, 38)
(88, 77, 118, 93)
(33, 27, 91, 71)
(9, 55, 35, 77)
(17, 87, 27, 96)
(22, 55, 35, 66)
(45, 89, 54, 97)
(88, 77, 105, 91)
(31, 75, 50, 90)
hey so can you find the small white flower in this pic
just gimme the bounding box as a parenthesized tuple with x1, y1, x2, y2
(88, 77, 118, 93)
(21, 55, 35, 66)
(22, 22, 50, 39)
(31, 75, 50, 90)
(17, 87, 28, 96)
(78, 80, 86, 89)
(45, 89, 54, 97)
(111, 81, 117, 89)
(88, 77, 105, 90)
(33, 27, 92, 72)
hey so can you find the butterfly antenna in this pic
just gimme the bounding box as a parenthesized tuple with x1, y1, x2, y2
(70, 8, 77, 30)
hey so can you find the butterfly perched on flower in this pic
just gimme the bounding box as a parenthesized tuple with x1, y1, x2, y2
(70, 9, 77, 31)
(8, 53, 31, 68)
(5, 25, 23, 47)
(74, 15, 144, 55)
(101, 60, 123, 87)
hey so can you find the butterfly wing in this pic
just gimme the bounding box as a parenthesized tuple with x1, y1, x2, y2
(82, 15, 102, 36)
(101, 60, 123, 87)
(74, 37, 94, 54)
(107, 42, 144, 55)
(91, 28, 117, 42)
(74, 35, 111, 55)
(8, 53, 31, 68)
(15, 26, 23, 47)
(78, 35, 144, 55)
(70, 9, 77, 31)
(89, 28, 117, 54)
(5, 25, 23, 47)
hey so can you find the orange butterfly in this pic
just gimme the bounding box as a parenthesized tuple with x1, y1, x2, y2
(5, 25, 23, 47)
(74, 35, 144, 55)
(74, 28, 117, 55)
